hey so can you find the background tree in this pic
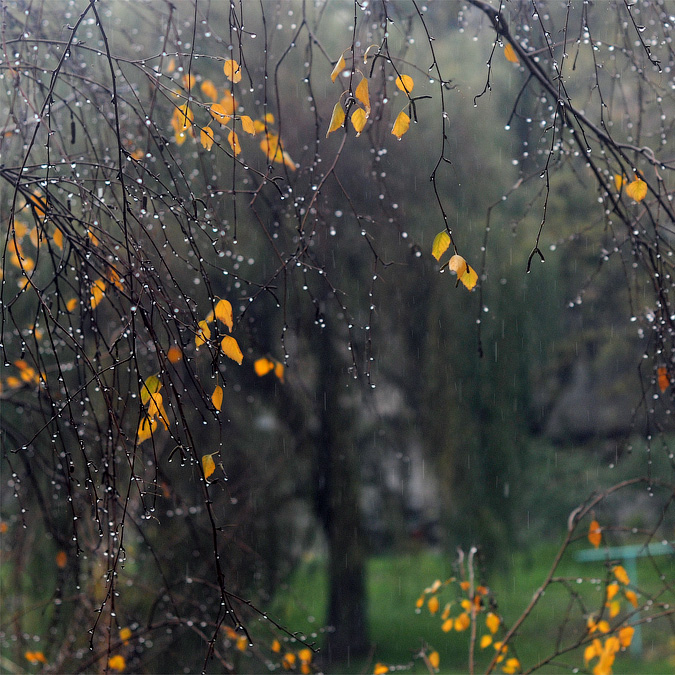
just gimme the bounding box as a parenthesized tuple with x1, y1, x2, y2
(1, 1, 674, 673)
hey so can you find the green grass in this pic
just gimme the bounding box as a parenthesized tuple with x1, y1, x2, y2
(268, 544, 675, 674)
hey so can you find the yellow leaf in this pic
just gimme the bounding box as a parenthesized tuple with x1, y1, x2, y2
(432, 231, 451, 261)
(480, 635, 493, 649)
(53, 227, 63, 249)
(415, 595, 425, 609)
(613, 565, 630, 585)
(618, 625, 634, 648)
(29, 192, 47, 220)
(588, 519, 602, 548)
(202, 453, 216, 480)
(240, 115, 256, 135)
(298, 648, 312, 664)
(395, 74, 414, 93)
(455, 612, 470, 631)
(459, 265, 478, 291)
(625, 178, 647, 202)
(391, 110, 410, 139)
(172, 103, 193, 132)
(428, 595, 439, 614)
(282, 150, 296, 171)
(223, 59, 242, 83)
(597, 620, 610, 633)
(200, 79, 218, 101)
(606, 582, 619, 601)
(614, 174, 625, 192)
(167, 346, 183, 363)
(119, 627, 132, 643)
(137, 415, 158, 444)
(326, 101, 346, 137)
(264, 112, 275, 124)
(442, 618, 454, 632)
(182, 73, 196, 90)
(274, 361, 285, 382)
(428, 651, 440, 669)
(271, 639, 282, 653)
(373, 664, 388, 675)
(504, 43, 519, 64)
(147, 392, 169, 429)
(141, 375, 162, 405)
(330, 53, 346, 82)
(215, 298, 234, 331)
(228, 130, 242, 155)
(584, 640, 602, 663)
(502, 657, 520, 674)
(449, 254, 468, 278)
(212, 385, 223, 411)
(200, 126, 214, 151)
(624, 589, 638, 608)
(195, 320, 211, 348)
(609, 600, 621, 618)
(108, 655, 126, 672)
(90, 278, 106, 309)
(352, 107, 367, 136)
(108, 267, 124, 290)
(486, 612, 500, 634)
(282, 653, 296, 669)
(355, 77, 370, 115)
(254, 357, 275, 376)
(210, 102, 232, 125)
(66, 298, 78, 312)
(221, 335, 243, 364)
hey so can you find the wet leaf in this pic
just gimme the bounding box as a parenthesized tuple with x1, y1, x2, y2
(326, 101, 346, 137)
(395, 74, 414, 93)
(355, 77, 370, 116)
(271, 639, 281, 653)
(147, 392, 169, 429)
(137, 415, 158, 444)
(264, 112, 275, 124)
(624, 589, 638, 608)
(609, 600, 621, 618)
(53, 227, 63, 249)
(441, 618, 454, 632)
(373, 664, 388, 675)
(625, 177, 647, 202)
(167, 346, 182, 363)
(25, 651, 47, 665)
(200, 126, 215, 151)
(588, 519, 602, 548)
(228, 129, 242, 155)
(330, 53, 346, 82)
(212, 385, 223, 411)
(240, 115, 256, 135)
(298, 648, 312, 664)
(486, 612, 500, 634)
(612, 564, 630, 585)
(274, 361, 285, 382)
(657, 366, 669, 393)
(432, 231, 451, 261)
(619, 625, 634, 647)
(215, 298, 234, 332)
(200, 79, 218, 101)
(90, 278, 106, 309)
(614, 174, 626, 192)
(119, 627, 132, 643)
(182, 73, 195, 90)
(504, 43, 519, 64)
(141, 375, 162, 405)
(210, 102, 232, 125)
(606, 582, 619, 601)
(502, 657, 520, 674)
(480, 635, 493, 648)
(428, 595, 439, 614)
(221, 335, 244, 364)
(351, 107, 367, 136)
(454, 612, 470, 631)
(254, 357, 275, 376)
(108, 655, 126, 672)
(202, 453, 216, 480)
(391, 111, 410, 139)
(195, 320, 211, 348)
(223, 58, 242, 83)
(55, 550, 67, 568)
(236, 636, 248, 651)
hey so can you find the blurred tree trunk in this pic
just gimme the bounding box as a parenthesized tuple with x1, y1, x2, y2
(314, 331, 369, 665)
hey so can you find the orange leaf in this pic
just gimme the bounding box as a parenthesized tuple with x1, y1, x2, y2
(223, 59, 242, 83)
(504, 43, 519, 64)
(373, 664, 388, 675)
(200, 126, 215, 151)
(391, 110, 410, 139)
(119, 627, 132, 643)
(108, 655, 126, 672)
(613, 564, 630, 585)
(486, 612, 500, 634)
(395, 74, 414, 93)
(200, 79, 218, 101)
(428, 651, 439, 669)
(55, 550, 67, 568)
(212, 385, 223, 411)
(221, 335, 243, 364)
(428, 595, 439, 614)
(454, 612, 470, 631)
(215, 298, 234, 332)
(624, 589, 638, 608)
(202, 453, 216, 480)
(90, 278, 106, 309)
(657, 366, 669, 393)
(298, 648, 312, 664)
(254, 357, 275, 376)
(588, 519, 602, 548)
(442, 618, 454, 632)
(330, 53, 346, 82)
(53, 227, 64, 249)
(240, 115, 256, 135)
(618, 625, 634, 648)
(271, 639, 282, 653)
(167, 346, 183, 363)
(274, 361, 285, 383)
